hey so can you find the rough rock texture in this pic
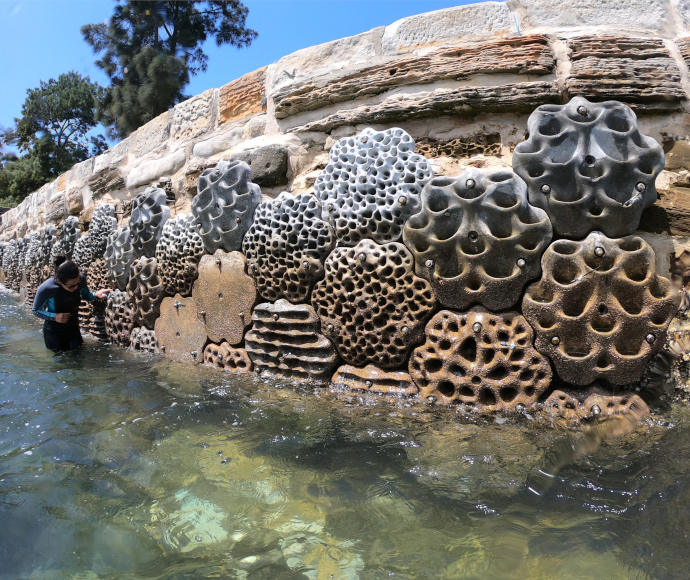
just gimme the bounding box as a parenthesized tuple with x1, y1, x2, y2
(171, 89, 214, 142)
(522, 233, 680, 386)
(566, 36, 685, 109)
(104, 289, 135, 347)
(129, 187, 170, 258)
(513, 97, 665, 238)
(103, 226, 135, 291)
(154, 295, 207, 362)
(543, 389, 650, 422)
(88, 167, 125, 199)
(23, 232, 43, 306)
(51, 216, 81, 260)
(203, 341, 253, 373)
(129, 326, 159, 353)
(330, 365, 418, 397)
(415, 134, 502, 159)
(311, 239, 436, 369)
(403, 169, 552, 310)
(275, 35, 554, 118)
(155, 215, 205, 297)
(243, 192, 335, 302)
(244, 299, 339, 382)
(315, 128, 433, 246)
(45, 193, 67, 223)
(126, 257, 165, 329)
(230, 145, 289, 187)
(409, 308, 552, 412)
(191, 250, 256, 345)
(643, 186, 690, 237)
(72, 204, 117, 268)
(192, 160, 261, 253)
(218, 67, 266, 124)
(84, 259, 109, 341)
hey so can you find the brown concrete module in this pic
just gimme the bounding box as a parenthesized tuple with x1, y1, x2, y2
(126, 257, 165, 330)
(104, 289, 135, 347)
(191, 250, 256, 345)
(242, 192, 335, 303)
(522, 233, 680, 386)
(640, 187, 690, 237)
(542, 389, 650, 423)
(403, 168, 552, 311)
(85, 257, 110, 341)
(409, 308, 552, 413)
(290, 82, 560, 133)
(155, 295, 207, 362)
(244, 299, 339, 383)
(218, 67, 267, 124)
(311, 239, 436, 369)
(415, 133, 502, 159)
(565, 36, 685, 110)
(87, 167, 125, 199)
(331, 365, 418, 397)
(154, 215, 205, 297)
(273, 34, 555, 119)
(129, 326, 159, 353)
(203, 341, 253, 373)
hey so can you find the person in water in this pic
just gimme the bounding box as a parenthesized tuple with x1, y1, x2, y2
(32, 257, 111, 352)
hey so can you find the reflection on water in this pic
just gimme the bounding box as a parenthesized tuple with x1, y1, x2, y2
(1, 287, 690, 579)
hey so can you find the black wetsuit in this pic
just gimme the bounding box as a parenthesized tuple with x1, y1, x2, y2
(32, 275, 97, 352)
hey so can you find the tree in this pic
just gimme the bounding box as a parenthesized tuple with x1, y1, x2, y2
(0, 72, 107, 204)
(82, 1, 257, 137)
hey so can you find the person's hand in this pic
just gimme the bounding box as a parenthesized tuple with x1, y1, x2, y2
(95, 288, 112, 299)
(55, 312, 71, 323)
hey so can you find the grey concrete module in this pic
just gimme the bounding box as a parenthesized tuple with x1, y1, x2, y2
(130, 187, 171, 258)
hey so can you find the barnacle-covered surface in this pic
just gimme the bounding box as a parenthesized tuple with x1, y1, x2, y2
(192, 160, 261, 253)
(245, 299, 338, 382)
(79, 259, 110, 342)
(311, 239, 435, 369)
(104, 289, 135, 347)
(129, 326, 160, 353)
(154, 295, 207, 362)
(203, 341, 253, 373)
(104, 226, 135, 291)
(409, 308, 552, 413)
(155, 215, 205, 297)
(39, 226, 55, 264)
(522, 233, 680, 385)
(331, 365, 418, 397)
(51, 216, 81, 260)
(403, 169, 552, 310)
(126, 257, 166, 329)
(191, 250, 256, 344)
(129, 187, 170, 257)
(4, 238, 25, 291)
(315, 127, 433, 246)
(242, 192, 335, 303)
(23, 232, 43, 306)
(542, 389, 650, 423)
(512, 97, 664, 238)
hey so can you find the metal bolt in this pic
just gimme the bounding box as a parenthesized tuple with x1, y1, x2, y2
(327, 324, 334, 332)
(425, 259, 434, 269)
(327, 203, 334, 212)
(594, 246, 605, 257)
(239, 311, 244, 320)
(275, 201, 281, 208)
(541, 184, 551, 195)
(577, 105, 588, 117)
(402, 326, 409, 334)
(398, 195, 407, 206)
(591, 404, 601, 416)
(191, 351, 198, 359)
(302, 261, 309, 269)
(472, 322, 482, 333)
(160, 345, 166, 353)
(636, 182, 646, 193)
(646, 333, 656, 344)
(466, 178, 476, 189)
(551, 336, 560, 346)
(516, 403, 525, 413)
(426, 395, 437, 404)
(235, 217, 242, 224)
(218, 354, 223, 361)
(517, 258, 526, 268)
(216, 257, 222, 267)
(359, 253, 366, 262)
(365, 380, 373, 388)
(200, 310, 206, 319)
(273, 313, 279, 321)
(468, 231, 479, 242)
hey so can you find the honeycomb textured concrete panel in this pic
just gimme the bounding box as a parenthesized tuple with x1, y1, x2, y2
(51, 216, 81, 260)
(409, 308, 552, 412)
(192, 160, 261, 253)
(203, 342, 253, 373)
(155, 215, 205, 297)
(244, 299, 339, 383)
(72, 204, 117, 268)
(403, 168, 552, 310)
(129, 326, 159, 353)
(512, 97, 664, 238)
(522, 233, 680, 385)
(105, 289, 135, 347)
(315, 127, 432, 246)
(331, 365, 418, 397)
(312, 239, 436, 369)
(242, 192, 335, 303)
(129, 187, 170, 258)
(103, 226, 135, 291)
(543, 388, 649, 423)
(126, 257, 165, 329)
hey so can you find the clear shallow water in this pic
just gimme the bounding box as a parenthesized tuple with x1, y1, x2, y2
(1, 288, 689, 579)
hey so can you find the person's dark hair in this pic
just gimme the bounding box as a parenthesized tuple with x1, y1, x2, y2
(53, 255, 67, 273)
(56, 260, 80, 283)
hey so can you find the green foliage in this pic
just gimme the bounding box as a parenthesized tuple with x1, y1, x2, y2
(0, 72, 107, 204)
(82, 1, 257, 137)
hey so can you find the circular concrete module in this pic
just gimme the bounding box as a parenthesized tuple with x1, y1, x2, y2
(522, 232, 680, 385)
(155, 294, 208, 362)
(192, 250, 256, 345)
(513, 97, 664, 238)
(403, 168, 552, 311)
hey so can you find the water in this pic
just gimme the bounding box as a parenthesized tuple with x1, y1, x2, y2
(1, 287, 689, 579)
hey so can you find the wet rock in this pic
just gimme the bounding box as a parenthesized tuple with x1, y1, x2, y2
(331, 364, 418, 397)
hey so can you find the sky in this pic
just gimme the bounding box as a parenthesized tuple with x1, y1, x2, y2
(0, 0, 481, 137)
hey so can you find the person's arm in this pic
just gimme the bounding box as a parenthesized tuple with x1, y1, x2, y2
(32, 285, 57, 321)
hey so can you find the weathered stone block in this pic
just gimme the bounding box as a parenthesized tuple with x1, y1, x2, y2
(231, 144, 288, 187)
(45, 193, 67, 223)
(219, 67, 266, 124)
(126, 149, 186, 189)
(381, 2, 512, 55)
(641, 186, 690, 237)
(67, 188, 84, 215)
(88, 167, 126, 199)
(129, 111, 170, 160)
(171, 89, 215, 142)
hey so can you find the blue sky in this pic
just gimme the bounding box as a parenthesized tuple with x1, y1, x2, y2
(0, 0, 479, 136)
